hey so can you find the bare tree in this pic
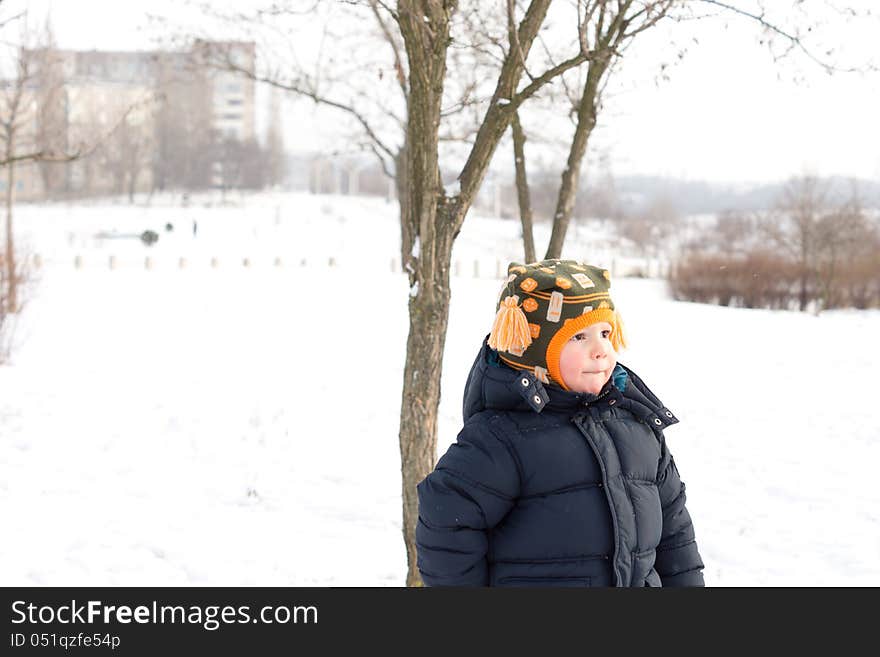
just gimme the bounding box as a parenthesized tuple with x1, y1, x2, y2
(838, 221, 880, 310)
(544, 1, 674, 258)
(514, 0, 878, 261)
(761, 176, 826, 311)
(1, 12, 158, 314)
(0, 26, 77, 313)
(215, 136, 245, 197)
(104, 110, 156, 202)
(264, 87, 286, 187)
(505, 2, 676, 261)
(32, 25, 68, 195)
(813, 188, 871, 311)
(620, 195, 682, 257)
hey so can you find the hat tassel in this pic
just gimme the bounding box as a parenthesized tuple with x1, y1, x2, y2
(488, 295, 533, 352)
(612, 310, 628, 352)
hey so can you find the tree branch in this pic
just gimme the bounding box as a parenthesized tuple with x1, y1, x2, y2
(512, 51, 591, 107)
(0, 9, 25, 32)
(696, 0, 869, 73)
(508, 0, 534, 82)
(203, 44, 399, 163)
(369, 0, 408, 97)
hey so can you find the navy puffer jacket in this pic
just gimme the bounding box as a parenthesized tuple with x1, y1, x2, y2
(416, 339, 704, 587)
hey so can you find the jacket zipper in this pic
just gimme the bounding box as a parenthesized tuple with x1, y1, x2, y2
(573, 411, 622, 587)
(579, 387, 612, 406)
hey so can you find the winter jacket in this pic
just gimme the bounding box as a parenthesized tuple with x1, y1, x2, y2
(416, 338, 705, 587)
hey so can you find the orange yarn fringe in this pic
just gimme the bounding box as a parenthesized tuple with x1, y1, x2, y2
(488, 295, 533, 352)
(611, 310, 628, 352)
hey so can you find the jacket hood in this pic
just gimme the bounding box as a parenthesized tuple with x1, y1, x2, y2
(462, 336, 679, 430)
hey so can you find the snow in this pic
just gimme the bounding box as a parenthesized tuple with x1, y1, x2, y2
(1, 191, 878, 586)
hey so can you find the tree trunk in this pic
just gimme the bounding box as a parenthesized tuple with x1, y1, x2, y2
(511, 112, 535, 263)
(397, 0, 452, 587)
(799, 238, 810, 312)
(544, 59, 606, 259)
(396, 0, 556, 586)
(399, 226, 454, 587)
(796, 263, 807, 311)
(113, 167, 125, 196)
(128, 159, 140, 204)
(5, 151, 16, 315)
(395, 144, 414, 269)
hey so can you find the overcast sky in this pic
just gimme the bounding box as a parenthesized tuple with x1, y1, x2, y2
(7, 0, 880, 185)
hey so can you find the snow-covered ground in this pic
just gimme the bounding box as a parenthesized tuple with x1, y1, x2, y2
(1, 192, 878, 586)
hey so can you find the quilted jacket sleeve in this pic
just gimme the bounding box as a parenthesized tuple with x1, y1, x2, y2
(654, 434, 705, 587)
(416, 421, 521, 586)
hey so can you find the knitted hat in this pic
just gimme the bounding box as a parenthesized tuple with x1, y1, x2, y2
(488, 259, 627, 390)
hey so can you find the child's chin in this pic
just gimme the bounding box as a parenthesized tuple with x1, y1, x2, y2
(574, 373, 609, 394)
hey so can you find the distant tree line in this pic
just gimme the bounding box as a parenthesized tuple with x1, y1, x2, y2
(669, 177, 880, 312)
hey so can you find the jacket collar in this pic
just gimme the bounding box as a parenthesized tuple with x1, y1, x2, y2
(463, 337, 679, 430)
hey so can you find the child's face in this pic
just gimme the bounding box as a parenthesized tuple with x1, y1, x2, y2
(559, 322, 617, 394)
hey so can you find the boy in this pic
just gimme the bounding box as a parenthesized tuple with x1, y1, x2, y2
(416, 259, 704, 587)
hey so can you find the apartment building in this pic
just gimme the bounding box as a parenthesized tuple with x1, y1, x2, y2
(4, 41, 256, 200)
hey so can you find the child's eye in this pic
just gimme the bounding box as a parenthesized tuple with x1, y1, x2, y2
(602, 330, 611, 338)
(572, 333, 587, 341)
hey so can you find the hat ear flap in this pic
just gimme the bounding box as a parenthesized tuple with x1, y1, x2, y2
(488, 295, 533, 353)
(611, 310, 628, 352)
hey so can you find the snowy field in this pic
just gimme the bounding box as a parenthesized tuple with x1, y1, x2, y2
(1, 191, 878, 586)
